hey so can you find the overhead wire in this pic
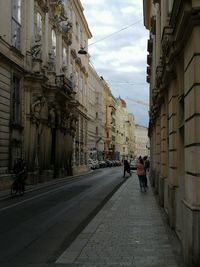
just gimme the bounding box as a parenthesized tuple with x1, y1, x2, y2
(88, 19, 143, 46)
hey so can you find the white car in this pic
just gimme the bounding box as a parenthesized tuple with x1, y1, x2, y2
(93, 160, 100, 169)
(87, 159, 95, 170)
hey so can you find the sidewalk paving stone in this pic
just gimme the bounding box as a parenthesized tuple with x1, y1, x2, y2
(56, 174, 185, 267)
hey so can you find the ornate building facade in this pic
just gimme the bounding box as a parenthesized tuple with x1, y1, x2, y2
(143, 0, 200, 266)
(87, 65, 104, 160)
(0, 0, 91, 188)
(115, 98, 136, 160)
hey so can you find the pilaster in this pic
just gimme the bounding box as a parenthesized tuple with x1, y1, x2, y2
(159, 101, 167, 206)
(155, 115, 161, 194)
(182, 25, 200, 267)
(168, 79, 178, 228)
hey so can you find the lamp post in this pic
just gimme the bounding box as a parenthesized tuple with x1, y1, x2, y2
(78, 46, 87, 55)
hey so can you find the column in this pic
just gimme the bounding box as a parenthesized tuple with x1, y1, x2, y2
(155, 115, 161, 194)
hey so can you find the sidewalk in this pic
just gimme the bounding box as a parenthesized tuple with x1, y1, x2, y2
(56, 174, 185, 267)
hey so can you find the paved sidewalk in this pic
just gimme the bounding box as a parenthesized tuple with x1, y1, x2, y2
(56, 174, 185, 267)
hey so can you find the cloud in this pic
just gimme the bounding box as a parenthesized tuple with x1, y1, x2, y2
(81, 0, 149, 127)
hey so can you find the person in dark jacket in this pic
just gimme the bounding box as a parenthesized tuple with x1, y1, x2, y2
(123, 159, 131, 178)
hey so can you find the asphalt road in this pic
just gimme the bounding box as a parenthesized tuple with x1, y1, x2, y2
(0, 166, 125, 267)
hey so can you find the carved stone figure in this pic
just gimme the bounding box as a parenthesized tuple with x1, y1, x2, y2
(31, 36, 42, 59)
(70, 116, 77, 136)
(48, 106, 56, 128)
(61, 112, 72, 132)
(48, 49, 56, 71)
(37, 0, 49, 13)
(31, 96, 46, 127)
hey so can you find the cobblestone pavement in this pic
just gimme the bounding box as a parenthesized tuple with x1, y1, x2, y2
(56, 173, 185, 267)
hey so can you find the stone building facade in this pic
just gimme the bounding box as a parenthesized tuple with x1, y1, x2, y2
(135, 124, 149, 158)
(87, 65, 104, 160)
(115, 98, 136, 160)
(143, 0, 200, 266)
(0, 0, 91, 188)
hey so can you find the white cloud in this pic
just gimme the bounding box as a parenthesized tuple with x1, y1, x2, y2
(81, 0, 149, 127)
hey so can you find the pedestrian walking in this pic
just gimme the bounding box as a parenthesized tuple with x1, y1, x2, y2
(143, 156, 149, 187)
(136, 158, 146, 192)
(123, 159, 131, 178)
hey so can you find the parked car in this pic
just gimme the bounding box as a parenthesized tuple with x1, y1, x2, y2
(93, 160, 100, 169)
(99, 160, 106, 168)
(105, 160, 112, 167)
(115, 160, 122, 166)
(130, 159, 137, 170)
(87, 159, 95, 170)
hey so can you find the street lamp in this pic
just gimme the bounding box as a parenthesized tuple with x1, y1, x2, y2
(78, 46, 87, 55)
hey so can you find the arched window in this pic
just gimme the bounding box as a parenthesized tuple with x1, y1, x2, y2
(62, 47, 67, 65)
(36, 12, 42, 38)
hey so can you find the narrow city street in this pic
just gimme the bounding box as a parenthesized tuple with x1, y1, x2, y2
(0, 167, 125, 267)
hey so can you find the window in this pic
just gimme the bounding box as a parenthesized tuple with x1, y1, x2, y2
(80, 76, 83, 90)
(12, 0, 21, 49)
(36, 12, 42, 39)
(51, 29, 56, 55)
(12, 76, 21, 124)
(168, 0, 174, 13)
(76, 21, 79, 40)
(62, 47, 67, 65)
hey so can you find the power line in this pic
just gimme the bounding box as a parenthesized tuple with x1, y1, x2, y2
(107, 81, 147, 85)
(89, 19, 142, 46)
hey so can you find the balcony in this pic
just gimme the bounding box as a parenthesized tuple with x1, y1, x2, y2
(147, 54, 152, 66)
(147, 38, 153, 53)
(55, 74, 75, 96)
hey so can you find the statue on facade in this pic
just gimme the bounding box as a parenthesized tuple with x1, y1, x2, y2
(70, 116, 77, 137)
(61, 112, 73, 133)
(54, 0, 68, 22)
(31, 95, 46, 128)
(48, 49, 56, 71)
(37, 0, 49, 13)
(31, 35, 42, 59)
(48, 106, 56, 128)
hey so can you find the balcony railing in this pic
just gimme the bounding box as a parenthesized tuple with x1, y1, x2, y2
(55, 74, 75, 95)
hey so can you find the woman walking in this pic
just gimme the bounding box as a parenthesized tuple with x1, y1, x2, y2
(136, 158, 146, 192)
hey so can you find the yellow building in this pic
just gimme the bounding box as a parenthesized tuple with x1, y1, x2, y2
(143, 1, 200, 266)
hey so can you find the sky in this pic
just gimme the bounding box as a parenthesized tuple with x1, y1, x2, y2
(81, 0, 149, 127)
